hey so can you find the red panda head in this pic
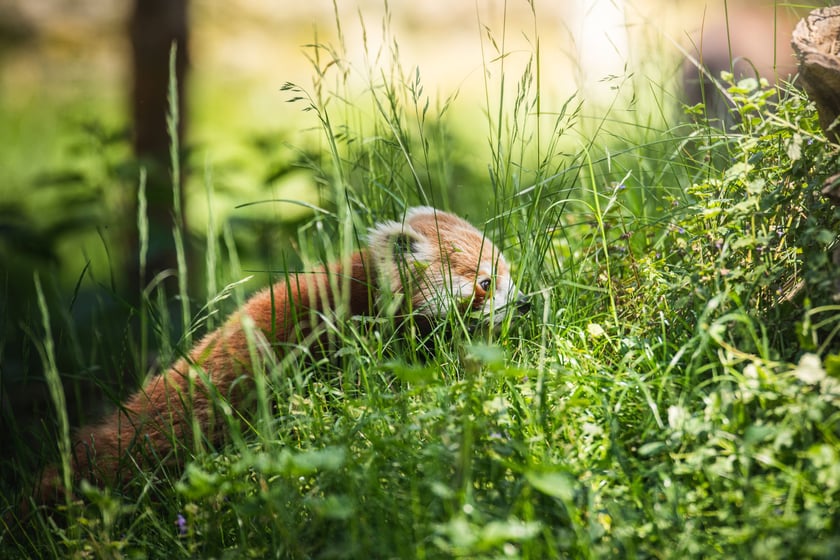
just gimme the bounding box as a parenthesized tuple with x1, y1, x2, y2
(368, 206, 529, 326)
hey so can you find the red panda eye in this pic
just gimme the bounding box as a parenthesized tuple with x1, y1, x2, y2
(479, 278, 492, 292)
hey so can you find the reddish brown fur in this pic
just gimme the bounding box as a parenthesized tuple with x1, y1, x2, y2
(31, 207, 525, 511)
(403, 211, 509, 312)
(34, 250, 375, 506)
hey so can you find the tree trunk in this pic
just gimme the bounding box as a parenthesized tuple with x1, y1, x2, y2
(128, 0, 190, 298)
(791, 6, 840, 144)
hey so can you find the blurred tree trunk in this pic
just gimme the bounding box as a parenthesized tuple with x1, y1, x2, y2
(791, 6, 840, 144)
(792, 7, 840, 295)
(127, 0, 190, 300)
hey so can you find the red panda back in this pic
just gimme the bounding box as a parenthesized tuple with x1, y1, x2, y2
(31, 207, 527, 509)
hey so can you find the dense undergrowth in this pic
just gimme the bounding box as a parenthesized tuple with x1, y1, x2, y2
(3, 5, 840, 559)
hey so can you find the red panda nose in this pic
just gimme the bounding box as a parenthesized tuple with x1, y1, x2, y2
(516, 294, 531, 313)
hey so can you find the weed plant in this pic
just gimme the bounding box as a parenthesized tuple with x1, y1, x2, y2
(3, 3, 840, 559)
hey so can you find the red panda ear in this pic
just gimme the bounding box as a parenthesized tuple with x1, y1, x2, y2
(392, 232, 420, 260)
(368, 218, 430, 294)
(367, 219, 426, 268)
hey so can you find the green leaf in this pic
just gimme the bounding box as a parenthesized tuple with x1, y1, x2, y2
(177, 464, 223, 500)
(787, 133, 803, 161)
(525, 470, 576, 502)
(478, 519, 541, 547)
(746, 178, 765, 195)
(466, 343, 506, 367)
(387, 362, 441, 384)
(287, 446, 346, 475)
(638, 441, 668, 457)
(825, 354, 840, 378)
(307, 495, 355, 520)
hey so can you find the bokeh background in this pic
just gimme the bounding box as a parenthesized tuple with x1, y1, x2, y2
(0, 0, 804, 286)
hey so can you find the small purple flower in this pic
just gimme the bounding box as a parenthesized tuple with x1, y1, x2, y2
(176, 513, 187, 536)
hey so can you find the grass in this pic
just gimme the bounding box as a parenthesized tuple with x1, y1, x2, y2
(3, 2, 840, 558)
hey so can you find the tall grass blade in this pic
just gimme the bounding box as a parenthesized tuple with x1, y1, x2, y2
(33, 274, 71, 512)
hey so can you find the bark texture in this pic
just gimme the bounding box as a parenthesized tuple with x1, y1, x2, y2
(792, 6, 840, 143)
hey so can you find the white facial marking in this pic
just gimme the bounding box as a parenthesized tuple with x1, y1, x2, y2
(368, 207, 526, 326)
(475, 257, 522, 326)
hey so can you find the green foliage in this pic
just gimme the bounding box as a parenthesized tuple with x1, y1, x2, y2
(3, 6, 840, 560)
(669, 76, 839, 353)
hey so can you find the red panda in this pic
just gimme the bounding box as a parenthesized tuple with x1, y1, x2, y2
(32, 206, 529, 507)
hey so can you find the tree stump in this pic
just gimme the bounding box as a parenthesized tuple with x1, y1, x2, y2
(792, 8, 840, 291)
(791, 6, 840, 143)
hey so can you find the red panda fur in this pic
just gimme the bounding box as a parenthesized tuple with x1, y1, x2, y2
(32, 207, 526, 507)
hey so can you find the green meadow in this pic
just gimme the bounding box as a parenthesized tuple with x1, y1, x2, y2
(2, 2, 840, 558)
